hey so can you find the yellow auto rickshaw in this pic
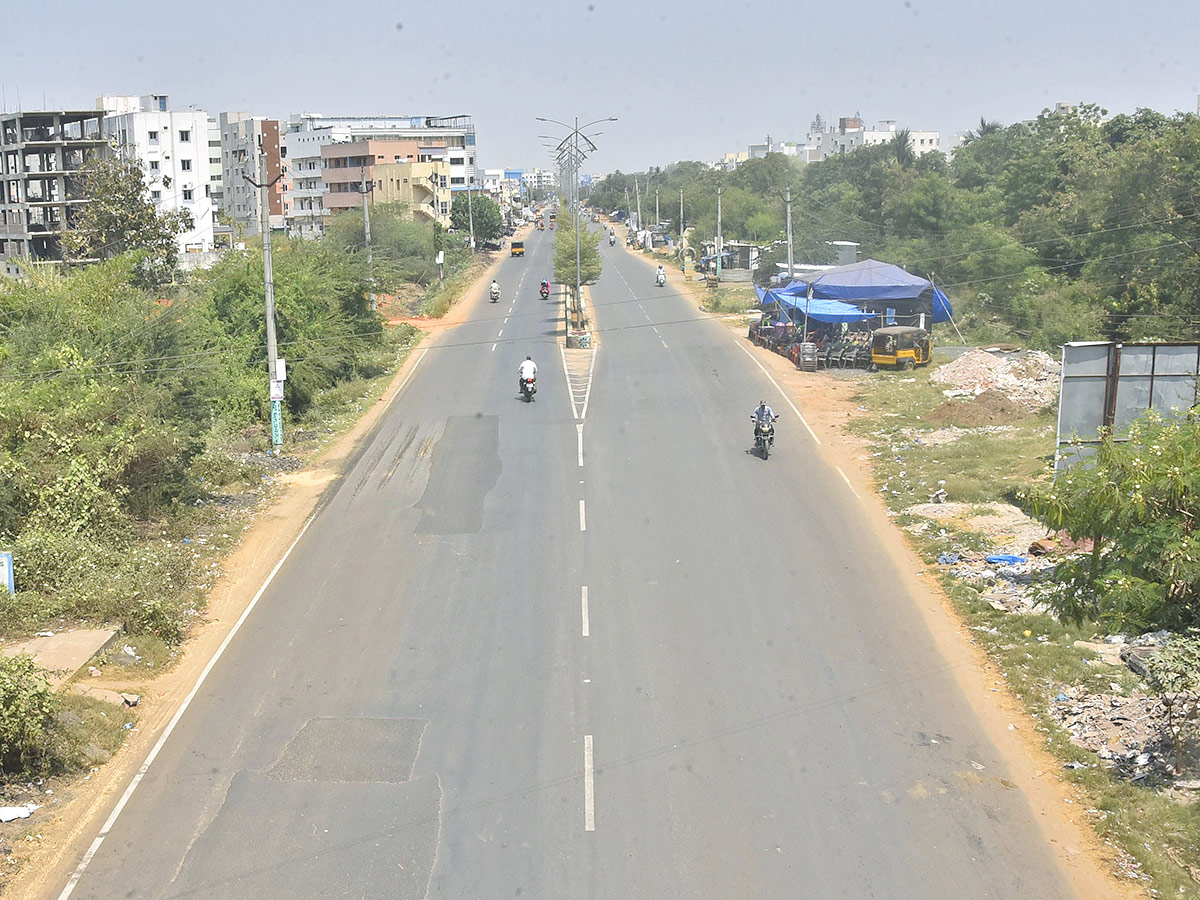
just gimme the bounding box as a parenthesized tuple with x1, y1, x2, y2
(510, 241, 525, 258)
(870, 325, 932, 370)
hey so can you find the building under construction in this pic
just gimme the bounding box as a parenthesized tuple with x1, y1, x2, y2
(1, 109, 106, 275)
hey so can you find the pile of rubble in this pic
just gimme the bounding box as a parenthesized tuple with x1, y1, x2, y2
(931, 349, 1061, 410)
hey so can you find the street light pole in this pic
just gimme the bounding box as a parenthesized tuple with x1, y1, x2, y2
(243, 151, 285, 452)
(716, 184, 723, 282)
(466, 178, 475, 253)
(785, 186, 794, 283)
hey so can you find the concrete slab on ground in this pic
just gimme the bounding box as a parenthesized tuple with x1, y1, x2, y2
(3, 629, 120, 689)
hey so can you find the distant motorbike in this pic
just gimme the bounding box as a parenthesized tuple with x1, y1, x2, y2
(521, 376, 537, 402)
(490, 284, 501, 303)
(609, 234, 616, 246)
(539, 283, 550, 300)
(655, 271, 666, 287)
(752, 415, 779, 459)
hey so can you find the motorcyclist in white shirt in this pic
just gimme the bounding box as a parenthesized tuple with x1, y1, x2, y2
(518, 356, 538, 393)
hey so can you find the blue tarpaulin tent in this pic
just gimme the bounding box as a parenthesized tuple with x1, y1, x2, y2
(772, 259, 954, 324)
(755, 287, 875, 324)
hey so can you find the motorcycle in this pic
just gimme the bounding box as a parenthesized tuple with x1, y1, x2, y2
(655, 271, 666, 287)
(751, 415, 778, 459)
(539, 284, 550, 300)
(609, 234, 616, 246)
(521, 376, 537, 402)
(490, 285, 501, 303)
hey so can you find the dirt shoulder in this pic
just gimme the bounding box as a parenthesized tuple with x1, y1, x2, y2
(621, 252, 1142, 900)
(10, 256, 503, 900)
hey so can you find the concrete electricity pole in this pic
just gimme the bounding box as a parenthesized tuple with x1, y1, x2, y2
(785, 186, 794, 283)
(634, 178, 642, 245)
(361, 168, 375, 310)
(466, 178, 476, 253)
(655, 187, 660, 232)
(244, 151, 286, 452)
(715, 185, 723, 282)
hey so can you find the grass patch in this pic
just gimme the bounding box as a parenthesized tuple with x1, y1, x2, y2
(851, 358, 1200, 895)
(700, 282, 758, 314)
(421, 253, 491, 318)
(56, 693, 137, 771)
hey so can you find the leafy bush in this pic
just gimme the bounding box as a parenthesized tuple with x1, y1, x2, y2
(0, 654, 61, 775)
(1028, 412, 1200, 631)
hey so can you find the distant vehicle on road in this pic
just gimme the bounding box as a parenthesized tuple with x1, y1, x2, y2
(510, 241, 525, 258)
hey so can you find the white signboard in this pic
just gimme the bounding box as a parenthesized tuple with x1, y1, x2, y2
(276, 357, 287, 382)
(270, 379, 285, 402)
(0, 552, 13, 595)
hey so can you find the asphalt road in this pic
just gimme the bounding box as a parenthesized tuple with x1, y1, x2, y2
(57, 223, 1079, 899)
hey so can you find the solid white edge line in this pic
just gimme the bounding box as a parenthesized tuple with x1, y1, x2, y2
(835, 465, 861, 499)
(584, 734, 596, 831)
(733, 342, 820, 444)
(381, 348, 429, 416)
(579, 499, 586, 532)
(577, 424, 584, 467)
(581, 586, 590, 637)
(56, 514, 318, 900)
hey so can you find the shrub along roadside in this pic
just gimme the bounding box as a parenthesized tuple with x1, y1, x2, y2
(848, 362, 1200, 897)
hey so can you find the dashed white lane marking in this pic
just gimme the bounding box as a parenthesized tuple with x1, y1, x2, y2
(581, 586, 590, 637)
(497, 329, 503, 337)
(56, 516, 318, 900)
(503, 316, 509, 325)
(835, 465, 861, 498)
(491, 343, 497, 352)
(660, 339, 669, 349)
(584, 735, 596, 831)
(577, 424, 584, 467)
(733, 342, 820, 444)
(579, 499, 586, 532)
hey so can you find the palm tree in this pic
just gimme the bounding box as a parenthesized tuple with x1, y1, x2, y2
(889, 128, 915, 168)
(962, 116, 1003, 144)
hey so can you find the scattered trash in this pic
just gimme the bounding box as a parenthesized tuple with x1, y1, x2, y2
(87, 666, 101, 677)
(985, 554, 1027, 565)
(34, 631, 54, 638)
(0, 804, 39, 823)
(120, 693, 141, 707)
(937, 552, 959, 565)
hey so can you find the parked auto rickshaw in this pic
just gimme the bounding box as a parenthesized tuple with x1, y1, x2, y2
(870, 325, 932, 370)
(510, 241, 525, 258)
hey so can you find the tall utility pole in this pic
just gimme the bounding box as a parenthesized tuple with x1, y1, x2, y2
(634, 178, 642, 244)
(466, 178, 476, 253)
(785, 186, 794, 283)
(244, 151, 285, 452)
(715, 185, 723, 282)
(679, 187, 684, 238)
(361, 168, 375, 310)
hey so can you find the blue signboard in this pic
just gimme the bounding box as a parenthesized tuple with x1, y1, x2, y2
(0, 552, 13, 595)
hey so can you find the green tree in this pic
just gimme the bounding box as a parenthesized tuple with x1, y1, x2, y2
(888, 129, 916, 168)
(1028, 412, 1200, 631)
(61, 154, 192, 282)
(449, 192, 503, 243)
(554, 222, 601, 287)
(962, 117, 1003, 144)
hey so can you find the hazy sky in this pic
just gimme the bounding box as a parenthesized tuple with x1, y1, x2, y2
(4, 0, 1198, 174)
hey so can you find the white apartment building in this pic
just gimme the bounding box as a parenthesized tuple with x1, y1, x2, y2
(207, 117, 223, 213)
(281, 113, 478, 237)
(98, 94, 216, 254)
(805, 116, 942, 161)
(522, 168, 557, 191)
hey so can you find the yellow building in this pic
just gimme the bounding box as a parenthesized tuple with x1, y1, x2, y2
(370, 160, 452, 226)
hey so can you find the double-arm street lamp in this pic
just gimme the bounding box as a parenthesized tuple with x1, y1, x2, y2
(535, 116, 616, 321)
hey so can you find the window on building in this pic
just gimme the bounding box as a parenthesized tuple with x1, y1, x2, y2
(183, 188, 193, 201)
(451, 177, 465, 185)
(149, 160, 160, 172)
(440, 202, 448, 215)
(450, 157, 464, 166)
(205, 184, 210, 197)
(179, 130, 191, 142)
(181, 159, 192, 171)
(151, 190, 161, 200)
(148, 131, 159, 141)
